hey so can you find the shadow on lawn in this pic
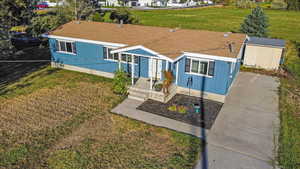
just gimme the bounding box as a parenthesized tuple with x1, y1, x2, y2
(0, 46, 51, 91)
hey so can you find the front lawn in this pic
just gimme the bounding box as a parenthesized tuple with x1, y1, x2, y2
(125, 7, 300, 42)
(0, 67, 200, 169)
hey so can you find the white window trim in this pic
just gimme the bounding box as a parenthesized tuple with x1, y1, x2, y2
(104, 47, 118, 61)
(186, 57, 214, 78)
(104, 50, 138, 65)
(56, 40, 76, 55)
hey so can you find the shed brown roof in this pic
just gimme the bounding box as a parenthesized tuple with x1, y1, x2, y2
(49, 21, 246, 59)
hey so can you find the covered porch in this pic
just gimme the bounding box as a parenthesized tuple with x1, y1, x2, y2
(111, 46, 178, 102)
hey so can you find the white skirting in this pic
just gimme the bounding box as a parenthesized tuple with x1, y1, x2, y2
(176, 86, 225, 103)
(51, 62, 114, 79)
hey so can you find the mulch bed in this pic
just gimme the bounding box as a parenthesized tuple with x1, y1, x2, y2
(137, 94, 223, 129)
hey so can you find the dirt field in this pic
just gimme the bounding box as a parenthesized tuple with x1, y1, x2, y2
(0, 67, 200, 169)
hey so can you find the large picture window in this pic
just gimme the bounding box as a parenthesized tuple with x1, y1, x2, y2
(56, 40, 76, 54)
(185, 57, 215, 77)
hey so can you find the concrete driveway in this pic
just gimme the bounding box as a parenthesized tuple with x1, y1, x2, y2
(196, 72, 279, 169)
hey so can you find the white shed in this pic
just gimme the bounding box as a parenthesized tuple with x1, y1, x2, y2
(243, 37, 285, 70)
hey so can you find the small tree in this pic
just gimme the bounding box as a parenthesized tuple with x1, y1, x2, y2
(113, 70, 129, 95)
(240, 6, 269, 37)
(109, 8, 139, 24)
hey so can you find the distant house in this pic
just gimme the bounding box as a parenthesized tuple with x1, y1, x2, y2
(43, 21, 246, 103)
(243, 37, 285, 70)
(104, 0, 166, 7)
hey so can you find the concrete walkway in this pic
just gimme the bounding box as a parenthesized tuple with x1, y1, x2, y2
(112, 98, 207, 138)
(196, 72, 279, 169)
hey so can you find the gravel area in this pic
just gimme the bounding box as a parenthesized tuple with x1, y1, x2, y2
(137, 94, 223, 129)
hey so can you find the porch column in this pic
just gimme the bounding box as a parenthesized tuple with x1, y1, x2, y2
(118, 53, 121, 70)
(131, 55, 134, 85)
(150, 57, 153, 90)
(175, 62, 179, 85)
(166, 61, 169, 71)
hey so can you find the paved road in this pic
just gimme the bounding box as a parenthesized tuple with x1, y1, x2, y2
(196, 72, 279, 169)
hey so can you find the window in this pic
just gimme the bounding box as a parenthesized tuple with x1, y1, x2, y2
(103, 47, 118, 61)
(121, 54, 127, 62)
(56, 40, 76, 54)
(191, 60, 199, 73)
(117, 53, 139, 64)
(185, 57, 215, 77)
(103, 47, 139, 64)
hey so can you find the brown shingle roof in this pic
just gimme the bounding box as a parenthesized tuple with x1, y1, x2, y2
(49, 21, 246, 59)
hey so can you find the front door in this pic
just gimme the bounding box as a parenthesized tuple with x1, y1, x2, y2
(149, 58, 162, 80)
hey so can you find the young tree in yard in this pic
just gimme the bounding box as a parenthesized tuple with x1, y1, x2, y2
(240, 6, 268, 37)
(110, 8, 139, 24)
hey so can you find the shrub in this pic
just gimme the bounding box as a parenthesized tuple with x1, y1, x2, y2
(113, 69, 129, 95)
(271, 0, 288, 9)
(177, 105, 188, 114)
(162, 71, 174, 94)
(109, 8, 139, 24)
(154, 83, 163, 91)
(90, 12, 104, 22)
(168, 104, 177, 112)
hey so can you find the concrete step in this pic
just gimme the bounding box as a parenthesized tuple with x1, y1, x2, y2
(128, 87, 149, 94)
(129, 91, 148, 98)
(128, 95, 147, 102)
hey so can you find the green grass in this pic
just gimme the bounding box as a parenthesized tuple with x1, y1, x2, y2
(0, 67, 201, 169)
(108, 7, 300, 42)
(278, 42, 300, 169)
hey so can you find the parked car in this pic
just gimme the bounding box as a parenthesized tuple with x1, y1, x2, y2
(36, 2, 49, 9)
(10, 32, 43, 49)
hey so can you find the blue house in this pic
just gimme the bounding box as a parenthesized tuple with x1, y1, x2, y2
(44, 21, 246, 103)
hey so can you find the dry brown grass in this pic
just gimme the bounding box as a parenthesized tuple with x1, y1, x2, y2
(0, 82, 118, 145)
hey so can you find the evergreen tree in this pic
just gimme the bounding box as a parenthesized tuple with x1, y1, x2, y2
(240, 6, 269, 37)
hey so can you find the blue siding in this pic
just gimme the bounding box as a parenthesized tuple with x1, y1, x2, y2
(228, 59, 241, 87)
(49, 38, 237, 96)
(125, 48, 157, 57)
(176, 55, 231, 95)
(49, 38, 149, 78)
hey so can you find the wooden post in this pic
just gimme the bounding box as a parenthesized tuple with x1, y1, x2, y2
(166, 61, 169, 71)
